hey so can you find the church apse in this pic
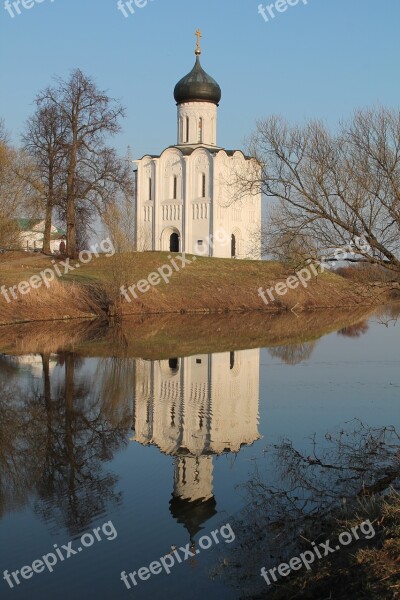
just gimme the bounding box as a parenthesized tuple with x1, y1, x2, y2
(131, 349, 261, 538)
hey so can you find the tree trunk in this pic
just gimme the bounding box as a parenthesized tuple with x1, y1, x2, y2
(43, 199, 53, 254)
(66, 195, 76, 258)
(43, 169, 55, 254)
(64, 353, 78, 523)
(66, 126, 78, 258)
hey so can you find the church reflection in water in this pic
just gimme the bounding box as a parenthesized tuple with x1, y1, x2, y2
(131, 349, 261, 539)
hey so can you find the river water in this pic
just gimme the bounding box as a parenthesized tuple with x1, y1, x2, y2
(0, 306, 399, 599)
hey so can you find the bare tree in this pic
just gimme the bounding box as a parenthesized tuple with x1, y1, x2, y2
(0, 125, 35, 249)
(103, 193, 135, 253)
(241, 108, 400, 275)
(22, 102, 67, 253)
(58, 201, 94, 252)
(135, 223, 153, 252)
(102, 190, 136, 305)
(0, 119, 7, 145)
(37, 69, 131, 258)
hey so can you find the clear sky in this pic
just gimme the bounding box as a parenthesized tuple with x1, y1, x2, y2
(1, 0, 399, 160)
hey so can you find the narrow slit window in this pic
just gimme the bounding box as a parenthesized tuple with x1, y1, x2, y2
(173, 176, 178, 200)
(148, 177, 152, 201)
(202, 173, 206, 197)
(198, 117, 203, 143)
(186, 116, 189, 143)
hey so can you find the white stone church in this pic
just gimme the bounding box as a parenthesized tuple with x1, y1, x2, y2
(132, 349, 260, 538)
(134, 32, 261, 259)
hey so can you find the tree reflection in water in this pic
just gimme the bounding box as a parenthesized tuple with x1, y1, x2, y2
(213, 420, 400, 597)
(337, 320, 369, 338)
(0, 352, 133, 535)
(268, 340, 316, 364)
(0, 379, 44, 519)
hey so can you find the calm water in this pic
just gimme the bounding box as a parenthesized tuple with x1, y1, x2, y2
(0, 308, 399, 599)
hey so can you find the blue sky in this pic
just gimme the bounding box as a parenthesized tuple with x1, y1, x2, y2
(0, 0, 399, 160)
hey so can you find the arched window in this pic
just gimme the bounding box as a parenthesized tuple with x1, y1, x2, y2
(170, 233, 179, 252)
(168, 358, 179, 373)
(179, 117, 183, 142)
(231, 234, 236, 258)
(186, 116, 189, 143)
(198, 117, 203, 143)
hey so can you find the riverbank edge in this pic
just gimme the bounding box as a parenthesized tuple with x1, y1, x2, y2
(0, 300, 388, 328)
(1, 251, 397, 326)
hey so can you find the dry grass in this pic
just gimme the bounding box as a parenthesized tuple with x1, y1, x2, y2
(257, 490, 400, 600)
(0, 278, 107, 325)
(0, 251, 393, 325)
(336, 262, 400, 284)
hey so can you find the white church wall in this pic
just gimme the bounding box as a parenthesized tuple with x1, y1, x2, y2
(136, 157, 155, 251)
(133, 350, 260, 457)
(173, 455, 214, 502)
(212, 152, 261, 259)
(158, 150, 185, 251)
(177, 102, 217, 146)
(186, 150, 212, 255)
(210, 349, 261, 453)
(181, 355, 210, 454)
(132, 359, 153, 446)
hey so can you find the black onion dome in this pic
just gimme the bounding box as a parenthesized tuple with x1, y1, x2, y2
(174, 55, 221, 106)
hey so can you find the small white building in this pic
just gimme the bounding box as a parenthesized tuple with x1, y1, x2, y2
(135, 32, 261, 259)
(18, 219, 66, 253)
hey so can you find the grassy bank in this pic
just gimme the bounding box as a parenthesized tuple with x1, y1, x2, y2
(253, 490, 400, 600)
(0, 251, 393, 325)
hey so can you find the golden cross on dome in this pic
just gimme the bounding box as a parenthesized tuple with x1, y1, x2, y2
(195, 29, 202, 54)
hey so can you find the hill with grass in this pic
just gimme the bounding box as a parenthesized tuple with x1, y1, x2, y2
(0, 251, 394, 326)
